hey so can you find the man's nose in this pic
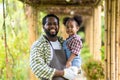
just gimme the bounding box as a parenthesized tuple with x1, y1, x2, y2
(50, 24, 56, 28)
(68, 27, 72, 30)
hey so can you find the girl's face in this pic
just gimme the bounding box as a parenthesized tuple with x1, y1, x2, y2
(65, 20, 79, 36)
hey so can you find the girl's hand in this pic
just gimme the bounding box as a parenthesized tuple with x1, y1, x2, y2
(66, 61, 72, 68)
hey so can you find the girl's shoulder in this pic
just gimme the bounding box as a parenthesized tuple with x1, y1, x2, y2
(72, 34, 81, 40)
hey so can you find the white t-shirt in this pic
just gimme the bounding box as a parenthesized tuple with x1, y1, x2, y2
(50, 40, 61, 59)
(50, 40, 61, 49)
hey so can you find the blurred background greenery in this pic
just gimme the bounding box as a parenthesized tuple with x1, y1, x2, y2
(0, 0, 105, 80)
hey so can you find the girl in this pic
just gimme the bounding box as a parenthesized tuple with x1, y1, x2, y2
(63, 15, 83, 71)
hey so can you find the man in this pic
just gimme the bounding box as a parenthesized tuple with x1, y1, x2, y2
(30, 14, 78, 80)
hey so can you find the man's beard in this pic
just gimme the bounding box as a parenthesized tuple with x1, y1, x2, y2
(44, 29, 58, 37)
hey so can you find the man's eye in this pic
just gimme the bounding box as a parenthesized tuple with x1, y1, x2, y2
(47, 23, 58, 26)
(48, 23, 52, 25)
(54, 23, 58, 25)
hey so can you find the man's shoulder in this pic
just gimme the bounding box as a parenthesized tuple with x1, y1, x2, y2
(31, 35, 47, 48)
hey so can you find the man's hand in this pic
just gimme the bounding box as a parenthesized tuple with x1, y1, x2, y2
(63, 66, 78, 80)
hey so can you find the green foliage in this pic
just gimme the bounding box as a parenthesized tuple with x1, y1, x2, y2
(82, 58, 105, 80)
(0, 0, 105, 80)
(0, 0, 30, 80)
(79, 30, 105, 80)
(101, 12, 105, 46)
(0, 0, 2, 3)
(100, 46, 105, 61)
(80, 43, 92, 63)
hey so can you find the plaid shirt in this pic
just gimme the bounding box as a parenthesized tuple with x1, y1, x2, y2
(30, 35, 63, 80)
(67, 34, 82, 55)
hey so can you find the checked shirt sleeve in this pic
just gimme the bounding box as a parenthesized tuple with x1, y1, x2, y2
(68, 37, 82, 55)
(30, 42, 55, 80)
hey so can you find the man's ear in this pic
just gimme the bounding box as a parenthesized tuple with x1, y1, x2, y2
(43, 26, 45, 29)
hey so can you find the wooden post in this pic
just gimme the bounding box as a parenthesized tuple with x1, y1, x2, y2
(25, 6, 39, 46)
(117, 0, 120, 80)
(93, 6, 102, 60)
(85, 6, 102, 60)
(105, 0, 111, 79)
(115, 0, 120, 80)
(84, 16, 94, 53)
(25, 5, 39, 80)
(105, 0, 120, 80)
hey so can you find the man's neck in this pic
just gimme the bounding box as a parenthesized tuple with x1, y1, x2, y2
(46, 35, 58, 42)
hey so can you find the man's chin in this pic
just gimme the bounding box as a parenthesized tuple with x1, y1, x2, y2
(46, 33, 56, 37)
(49, 32, 57, 37)
(50, 34, 57, 37)
(44, 30, 58, 37)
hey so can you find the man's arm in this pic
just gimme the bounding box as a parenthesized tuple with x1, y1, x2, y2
(30, 45, 55, 80)
(54, 67, 78, 80)
(30, 47, 76, 80)
(54, 70, 64, 77)
(30, 41, 77, 80)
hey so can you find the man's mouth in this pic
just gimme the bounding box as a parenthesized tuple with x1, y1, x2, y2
(50, 29, 56, 34)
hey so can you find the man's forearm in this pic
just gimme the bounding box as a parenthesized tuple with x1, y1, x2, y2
(54, 70, 64, 77)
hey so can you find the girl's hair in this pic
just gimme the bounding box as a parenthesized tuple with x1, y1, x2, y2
(63, 17, 70, 26)
(63, 15, 82, 27)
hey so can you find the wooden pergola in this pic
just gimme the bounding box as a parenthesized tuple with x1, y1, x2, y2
(19, 0, 120, 80)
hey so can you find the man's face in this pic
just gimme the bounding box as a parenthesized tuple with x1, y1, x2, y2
(43, 17, 59, 37)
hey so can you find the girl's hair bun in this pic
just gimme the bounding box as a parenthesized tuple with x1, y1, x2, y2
(73, 15, 82, 26)
(63, 17, 70, 26)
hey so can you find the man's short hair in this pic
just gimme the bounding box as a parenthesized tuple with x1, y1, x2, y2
(42, 14, 59, 26)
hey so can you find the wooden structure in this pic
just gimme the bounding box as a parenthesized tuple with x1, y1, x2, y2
(20, 0, 102, 59)
(19, 0, 120, 80)
(105, 0, 120, 80)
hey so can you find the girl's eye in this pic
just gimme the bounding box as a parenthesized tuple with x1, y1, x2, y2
(66, 26, 69, 28)
(67, 26, 73, 29)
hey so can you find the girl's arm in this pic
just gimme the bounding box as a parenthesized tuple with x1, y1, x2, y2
(66, 53, 76, 68)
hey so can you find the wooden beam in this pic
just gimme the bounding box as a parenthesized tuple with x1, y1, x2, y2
(38, 6, 93, 16)
(18, 0, 102, 7)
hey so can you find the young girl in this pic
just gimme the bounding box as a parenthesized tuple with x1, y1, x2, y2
(63, 15, 83, 71)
